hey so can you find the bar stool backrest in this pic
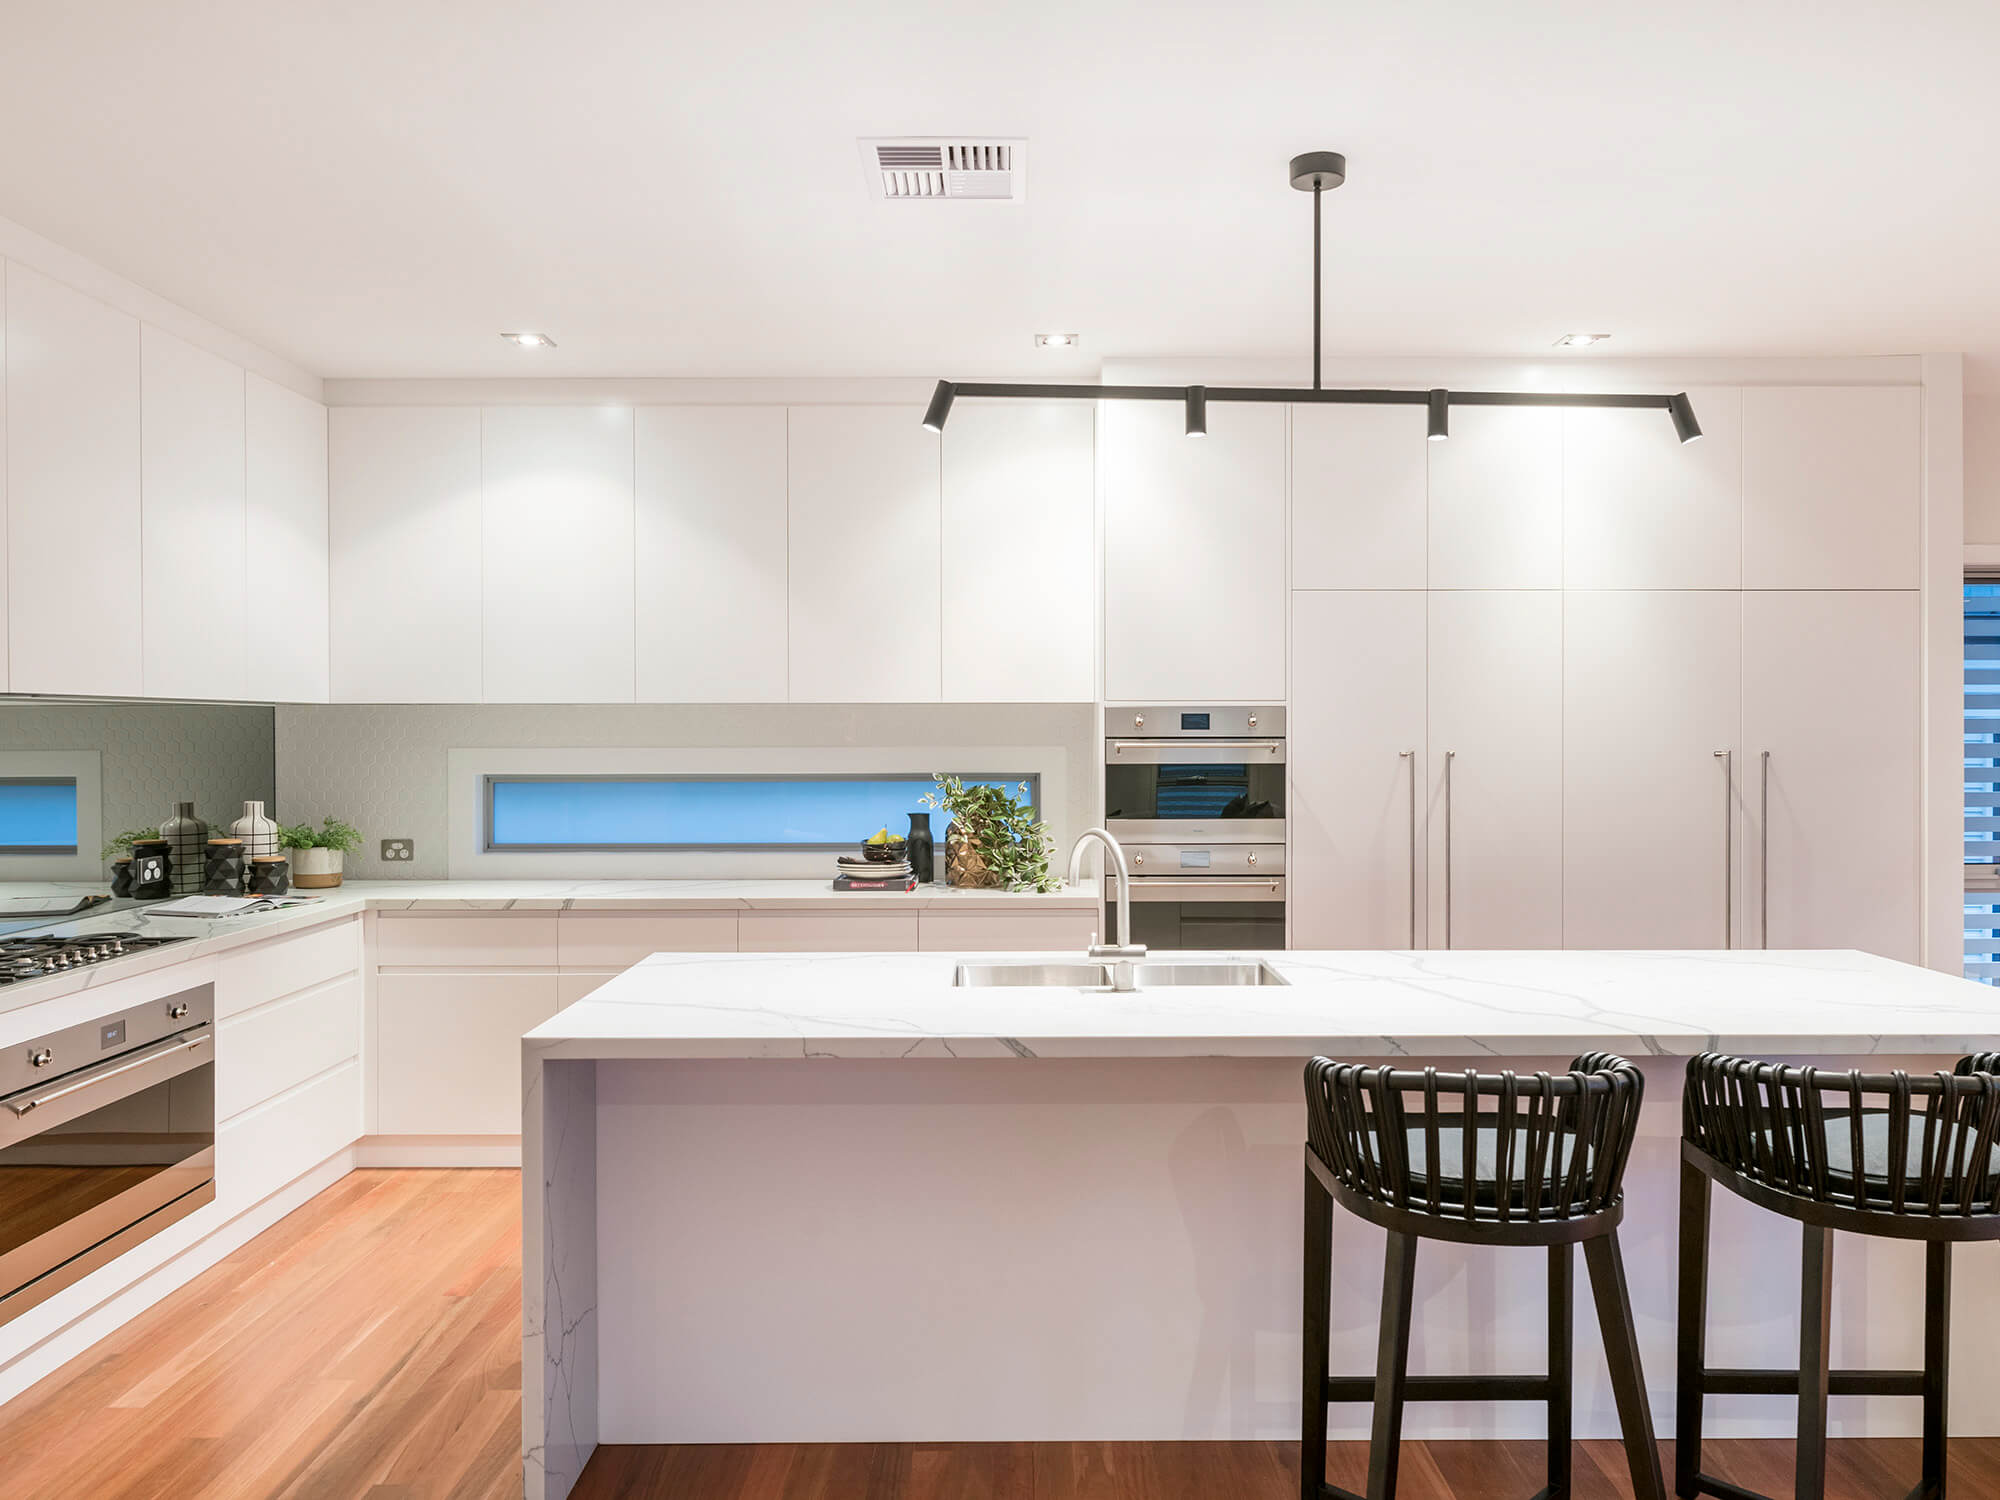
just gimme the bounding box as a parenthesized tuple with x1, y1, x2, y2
(1683, 1053, 2000, 1216)
(1304, 1052, 1644, 1226)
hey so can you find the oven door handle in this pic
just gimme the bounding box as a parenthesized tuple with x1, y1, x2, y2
(1105, 739, 1286, 764)
(6, 1030, 211, 1118)
(1126, 876, 1285, 902)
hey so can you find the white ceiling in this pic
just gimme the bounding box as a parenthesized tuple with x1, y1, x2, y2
(4, 1, 1999, 383)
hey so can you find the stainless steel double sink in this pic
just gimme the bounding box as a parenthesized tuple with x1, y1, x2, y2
(953, 960, 1287, 989)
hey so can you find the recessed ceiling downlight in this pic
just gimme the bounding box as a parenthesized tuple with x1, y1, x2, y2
(1555, 332, 1609, 348)
(504, 332, 556, 349)
(1035, 332, 1079, 349)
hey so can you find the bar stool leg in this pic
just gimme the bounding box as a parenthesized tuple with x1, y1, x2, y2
(1583, 1232, 1667, 1500)
(1365, 1230, 1418, 1500)
(1676, 1161, 1711, 1499)
(1547, 1243, 1573, 1499)
(1796, 1226, 1834, 1500)
(1922, 1240, 1951, 1500)
(1302, 1156, 1332, 1500)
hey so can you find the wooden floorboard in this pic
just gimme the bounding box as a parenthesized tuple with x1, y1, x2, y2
(1, 1167, 1995, 1499)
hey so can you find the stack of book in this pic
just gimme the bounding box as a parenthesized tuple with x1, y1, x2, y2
(833, 854, 916, 892)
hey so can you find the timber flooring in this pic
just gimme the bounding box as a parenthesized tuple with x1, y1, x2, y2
(0, 1167, 1994, 1499)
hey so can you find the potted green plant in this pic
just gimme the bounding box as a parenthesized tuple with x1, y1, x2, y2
(277, 817, 364, 889)
(920, 776, 1058, 892)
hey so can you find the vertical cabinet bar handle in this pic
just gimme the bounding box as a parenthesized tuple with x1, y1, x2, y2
(1760, 750, 1771, 950)
(1714, 749, 1733, 949)
(1399, 750, 1417, 948)
(1443, 750, 1456, 950)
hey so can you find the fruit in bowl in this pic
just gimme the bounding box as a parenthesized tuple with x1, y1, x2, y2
(862, 827, 909, 863)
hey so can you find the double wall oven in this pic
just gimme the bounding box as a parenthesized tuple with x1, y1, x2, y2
(1104, 706, 1286, 950)
(0, 984, 215, 1327)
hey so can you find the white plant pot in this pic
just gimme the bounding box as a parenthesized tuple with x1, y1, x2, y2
(289, 846, 344, 888)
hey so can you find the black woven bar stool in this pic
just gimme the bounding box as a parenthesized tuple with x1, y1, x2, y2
(1678, 1053, 2000, 1500)
(1302, 1053, 1665, 1500)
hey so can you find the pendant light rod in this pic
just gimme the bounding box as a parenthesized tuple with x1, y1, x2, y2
(1312, 182, 1322, 392)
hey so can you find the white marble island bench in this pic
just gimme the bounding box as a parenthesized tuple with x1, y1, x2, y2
(522, 948, 2000, 1499)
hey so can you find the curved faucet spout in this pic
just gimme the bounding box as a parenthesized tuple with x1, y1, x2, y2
(1067, 828, 1146, 962)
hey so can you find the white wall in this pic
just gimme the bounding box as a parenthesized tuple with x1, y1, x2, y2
(1967, 391, 2000, 547)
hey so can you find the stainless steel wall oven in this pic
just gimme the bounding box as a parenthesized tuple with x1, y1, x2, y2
(0, 985, 215, 1326)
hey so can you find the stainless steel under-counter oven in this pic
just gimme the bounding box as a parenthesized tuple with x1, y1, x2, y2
(1104, 707, 1287, 950)
(0, 984, 215, 1326)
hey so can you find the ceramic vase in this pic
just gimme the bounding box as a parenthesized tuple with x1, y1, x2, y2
(246, 856, 290, 898)
(204, 838, 246, 895)
(230, 800, 279, 863)
(906, 811, 935, 884)
(289, 846, 344, 889)
(110, 858, 134, 898)
(161, 802, 208, 895)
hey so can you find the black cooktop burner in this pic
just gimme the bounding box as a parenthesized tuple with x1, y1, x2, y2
(0, 931, 192, 984)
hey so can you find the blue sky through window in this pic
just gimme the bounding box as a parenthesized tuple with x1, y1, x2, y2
(0, 781, 79, 852)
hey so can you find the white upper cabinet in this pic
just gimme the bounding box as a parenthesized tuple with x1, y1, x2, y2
(1563, 590, 1742, 950)
(787, 405, 941, 703)
(481, 406, 635, 703)
(1743, 591, 1919, 961)
(1291, 403, 1428, 589)
(1427, 591, 1563, 949)
(1290, 590, 1428, 949)
(942, 401, 1095, 702)
(635, 406, 788, 703)
(1564, 386, 1742, 589)
(1427, 404, 1562, 589)
(5, 262, 143, 696)
(1741, 386, 1920, 588)
(328, 406, 483, 703)
(1102, 400, 1285, 702)
(141, 325, 247, 700)
(245, 375, 329, 703)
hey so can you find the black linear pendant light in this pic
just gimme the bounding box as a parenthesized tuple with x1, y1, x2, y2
(921, 151, 1700, 444)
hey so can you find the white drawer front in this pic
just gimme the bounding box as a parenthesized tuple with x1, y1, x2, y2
(556, 911, 737, 968)
(215, 917, 361, 1019)
(376, 972, 561, 1135)
(373, 912, 558, 968)
(917, 911, 1099, 954)
(737, 912, 918, 953)
(216, 974, 362, 1122)
(215, 1059, 361, 1216)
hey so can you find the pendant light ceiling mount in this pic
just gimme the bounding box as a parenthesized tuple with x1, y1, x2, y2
(922, 151, 1699, 445)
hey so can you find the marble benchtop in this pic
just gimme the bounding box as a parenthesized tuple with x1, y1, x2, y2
(525, 947, 2000, 1062)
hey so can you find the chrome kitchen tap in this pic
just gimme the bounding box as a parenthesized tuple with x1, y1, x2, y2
(1067, 828, 1146, 990)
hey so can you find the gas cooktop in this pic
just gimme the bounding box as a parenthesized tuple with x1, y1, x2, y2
(0, 932, 192, 985)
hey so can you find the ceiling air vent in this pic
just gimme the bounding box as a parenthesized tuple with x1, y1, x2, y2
(859, 138, 1026, 202)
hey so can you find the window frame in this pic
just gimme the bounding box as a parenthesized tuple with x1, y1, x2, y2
(0, 750, 102, 881)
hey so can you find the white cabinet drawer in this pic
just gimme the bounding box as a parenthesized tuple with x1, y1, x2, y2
(917, 911, 1098, 953)
(376, 973, 561, 1135)
(737, 912, 918, 953)
(373, 912, 558, 968)
(216, 974, 361, 1122)
(557, 911, 737, 968)
(215, 1059, 360, 1216)
(215, 918, 361, 1019)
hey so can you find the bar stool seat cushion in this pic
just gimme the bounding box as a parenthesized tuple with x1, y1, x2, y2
(1790, 1112, 2000, 1204)
(1404, 1124, 1586, 1184)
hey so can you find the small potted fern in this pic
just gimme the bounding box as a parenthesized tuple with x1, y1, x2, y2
(278, 817, 364, 889)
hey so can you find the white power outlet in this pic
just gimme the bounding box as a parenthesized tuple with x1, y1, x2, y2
(379, 838, 415, 863)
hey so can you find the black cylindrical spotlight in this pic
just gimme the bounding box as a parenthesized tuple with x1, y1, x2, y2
(1185, 385, 1208, 438)
(921, 380, 956, 433)
(1668, 391, 1702, 444)
(1427, 389, 1449, 442)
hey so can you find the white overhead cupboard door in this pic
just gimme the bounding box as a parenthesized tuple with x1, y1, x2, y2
(1290, 590, 1427, 949)
(1427, 591, 1563, 950)
(329, 406, 483, 702)
(1426, 404, 1562, 589)
(1564, 387, 1743, 589)
(634, 406, 788, 703)
(1742, 386, 1920, 589)
(481, 406, 636, 703)
(1291, 402, 1428, 590)
(5, 262, 143, 696)
(141, 325, 247, 700)
(1102, 400, 1285, 702)
(1744, 591, 1919, 961)
(787, 405, 941, 703)
(244, 374, 330, 703)
(1564, 591, 1743, 951)
(942, 401, 1095, 701)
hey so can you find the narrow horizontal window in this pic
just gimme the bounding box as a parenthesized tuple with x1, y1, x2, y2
(0, 778, 80, 856)
(484, 774, 1037, 852)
